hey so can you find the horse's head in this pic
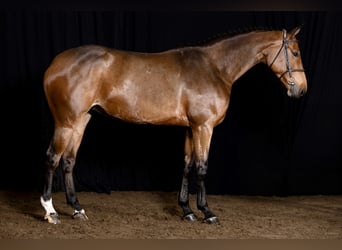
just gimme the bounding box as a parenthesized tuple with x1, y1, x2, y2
(267, 27, 307, 98)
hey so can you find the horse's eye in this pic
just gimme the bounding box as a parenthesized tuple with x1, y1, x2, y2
(292, 51, 299, 57)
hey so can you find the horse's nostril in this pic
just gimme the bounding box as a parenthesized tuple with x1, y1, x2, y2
(300, 89, 306, 96)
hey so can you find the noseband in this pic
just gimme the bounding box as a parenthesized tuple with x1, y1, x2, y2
(269, 29, 305, 87)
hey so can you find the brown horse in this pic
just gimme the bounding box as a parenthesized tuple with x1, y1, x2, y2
(40, 27, 307, 224)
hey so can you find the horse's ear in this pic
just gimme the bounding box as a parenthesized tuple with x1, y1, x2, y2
(289, 26, 302, 38)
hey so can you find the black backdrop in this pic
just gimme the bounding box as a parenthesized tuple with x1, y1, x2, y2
(1, 2, 342, 196)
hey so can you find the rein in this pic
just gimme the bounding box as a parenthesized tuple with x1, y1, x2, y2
(269, 29, 305, 86)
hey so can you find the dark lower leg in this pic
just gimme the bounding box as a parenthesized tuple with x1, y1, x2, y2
(63, 161, 87, 220)
(196, 174, 216, 220)
(42, 151, 60, 201)
(63, 158, 82, 211)
(178, 158, 196, 219)
(196, 160, 216, 221)
(42, 168, 54, 201)
(179, 129, 196, 219)
(178, 175, 194, 216)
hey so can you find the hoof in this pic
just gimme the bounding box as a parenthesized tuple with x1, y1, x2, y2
(183, 213, 197, 222)
(72, 209, 89, 220)
(203, 216, 219, 224)
(44, 213, 60, 224)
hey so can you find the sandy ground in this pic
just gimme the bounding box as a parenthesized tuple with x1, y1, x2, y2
(0, 190, 342, 239)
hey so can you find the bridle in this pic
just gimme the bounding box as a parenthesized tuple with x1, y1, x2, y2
(268, 29, 305, 87)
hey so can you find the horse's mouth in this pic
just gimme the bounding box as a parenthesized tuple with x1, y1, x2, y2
(287, 86, 306, 98)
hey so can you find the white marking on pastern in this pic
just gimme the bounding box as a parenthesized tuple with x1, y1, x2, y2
(40, 196, 57, 215)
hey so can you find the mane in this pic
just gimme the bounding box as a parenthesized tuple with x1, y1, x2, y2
(192, 26, 280, 47)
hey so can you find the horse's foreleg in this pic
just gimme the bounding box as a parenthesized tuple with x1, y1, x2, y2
(178, 129, 196, 221)
(192, 124, 218, 224)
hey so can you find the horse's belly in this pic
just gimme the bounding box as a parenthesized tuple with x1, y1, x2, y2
(100, 95, 189, 126)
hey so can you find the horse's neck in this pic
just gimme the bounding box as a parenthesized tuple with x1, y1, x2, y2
(206, 31, 280, 85)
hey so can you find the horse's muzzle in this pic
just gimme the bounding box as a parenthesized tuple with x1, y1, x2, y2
(287, 85, 307, 98)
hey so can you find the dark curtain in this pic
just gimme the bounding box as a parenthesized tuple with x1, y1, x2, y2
(0, 8, 341, 195)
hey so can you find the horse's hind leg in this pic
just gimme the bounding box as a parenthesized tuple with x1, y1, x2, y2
(178, 129, 196, 221)
(41, 127, 74, 224)
(61, 113, 91, 221)
(41, 114, 91, 224)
